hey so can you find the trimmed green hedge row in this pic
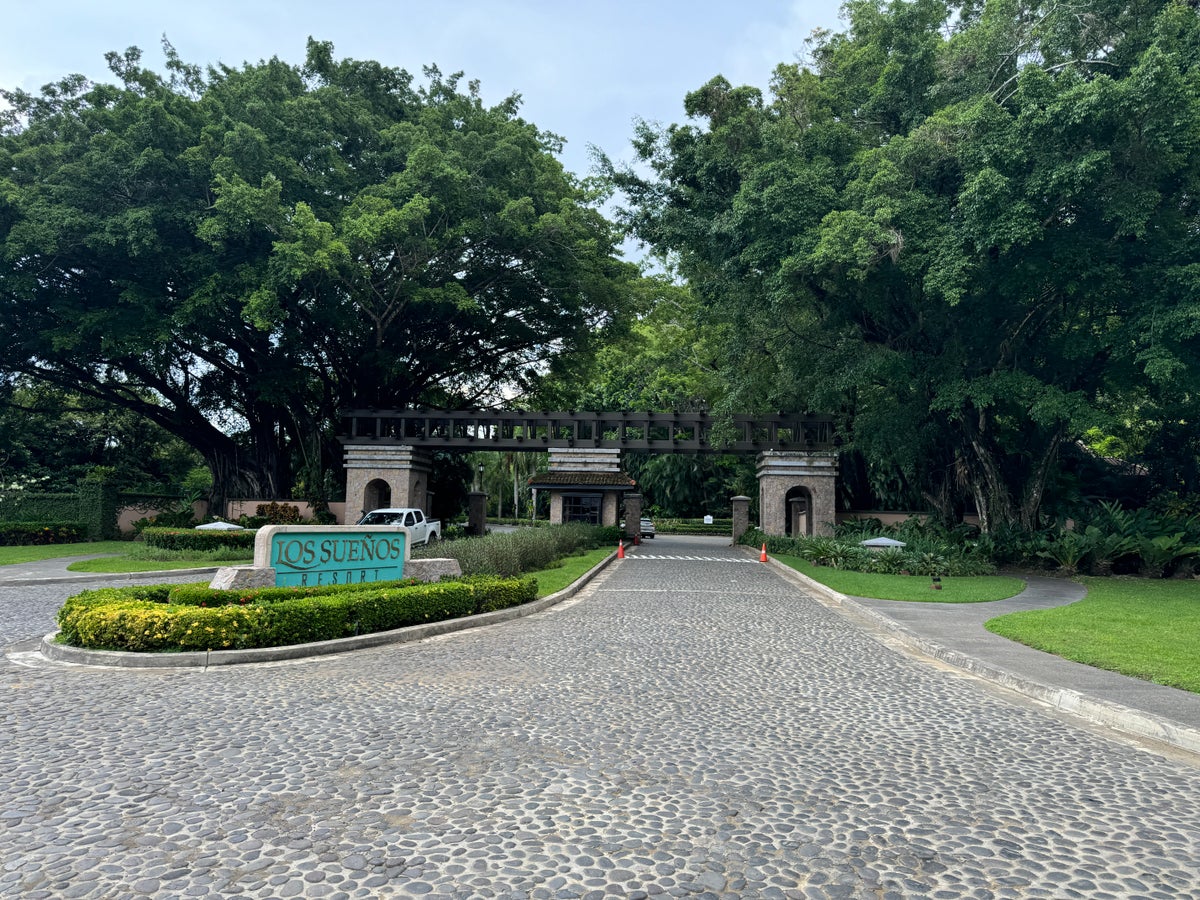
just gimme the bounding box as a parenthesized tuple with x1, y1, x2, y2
(57, 574, 537, 653)
(655, 522, 730, 536)
(142, 527, 258, 552)
(0, 522, 88, 546)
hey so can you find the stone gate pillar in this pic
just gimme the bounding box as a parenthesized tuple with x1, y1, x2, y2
(756, 451, 839, 537)
(467, 491, 488, 536)
(623, 493, 642, 541)
(731, 495, 751, 543)
(344, 445, 434, 521)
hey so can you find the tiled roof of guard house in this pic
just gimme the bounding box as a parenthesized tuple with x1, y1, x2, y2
(527, 472, 637, 489)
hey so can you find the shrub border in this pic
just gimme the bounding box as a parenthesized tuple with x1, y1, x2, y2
(41, 548, 617, 669)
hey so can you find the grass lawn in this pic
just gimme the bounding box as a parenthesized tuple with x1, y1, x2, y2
(986, 577, 1200, 694)
(775, 555, 1026, 603)
(0, 541, 131, 566)
(529, 547, 612, 598)
(0, 540, 251, 573)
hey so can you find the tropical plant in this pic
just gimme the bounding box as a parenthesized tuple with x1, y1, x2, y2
(867, 547, 909, 575)
(1138, 534, 1200, 580)
(907, 552, 951, 578)
(1036, 530, 1094, 577)
(1085, 527, 1140, 577)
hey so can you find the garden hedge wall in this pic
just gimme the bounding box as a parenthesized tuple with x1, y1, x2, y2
(141, 527, 258, 553)
(56, 574, 537, 653)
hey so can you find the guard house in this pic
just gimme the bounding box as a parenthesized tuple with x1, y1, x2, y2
(529, 449, 636, 526)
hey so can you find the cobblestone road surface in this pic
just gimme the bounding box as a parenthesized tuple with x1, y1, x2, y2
(1, 538, 1198, 899)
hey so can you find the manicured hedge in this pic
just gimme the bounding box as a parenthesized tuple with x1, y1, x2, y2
(141, 527, 258, 552)
(163, 577, 424, 607)
(655, 521, 731, 536)
(0, 522, 88, 546)
(56, 575, 538, 653)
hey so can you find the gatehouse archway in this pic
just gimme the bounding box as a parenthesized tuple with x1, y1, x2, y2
(785, 486, 813, 537)
(756, 451, 838, 537)
(364, 478, 391, 513)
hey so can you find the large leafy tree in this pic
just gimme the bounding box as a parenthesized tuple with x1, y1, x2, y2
(614, 0, 1200, 530)
(0, 379, 201, 492)
(0, 40, 635, 510)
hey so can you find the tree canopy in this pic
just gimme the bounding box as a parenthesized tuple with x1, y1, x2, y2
(612, 0, 1200, 529)
(0, 40, 637, 509)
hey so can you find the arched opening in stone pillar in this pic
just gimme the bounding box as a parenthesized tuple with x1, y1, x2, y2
(785, 486, 813, 537)
(364, 478, 392, 512)
(756, 451, 838, 537)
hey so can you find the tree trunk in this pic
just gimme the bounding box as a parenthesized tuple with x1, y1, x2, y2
(960, 412, 1016, 533)
(1018, 426, 1064, 532)
(959, 406, 1066, 534)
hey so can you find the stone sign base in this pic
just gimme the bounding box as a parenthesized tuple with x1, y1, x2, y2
(209, 558, 462, 590)
(210, 566, 277, 590)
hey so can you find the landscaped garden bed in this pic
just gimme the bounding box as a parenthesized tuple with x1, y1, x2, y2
(56, 575, 537, 653)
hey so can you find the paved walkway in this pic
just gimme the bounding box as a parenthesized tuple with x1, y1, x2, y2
(1, 536, 1198, 898)
(849, 576, 1200, 741)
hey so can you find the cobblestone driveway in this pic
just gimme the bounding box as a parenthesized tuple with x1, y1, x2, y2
(1, 538, 1198, 899)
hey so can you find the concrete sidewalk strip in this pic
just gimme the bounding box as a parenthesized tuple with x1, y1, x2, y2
(765, 555, 1200, 758)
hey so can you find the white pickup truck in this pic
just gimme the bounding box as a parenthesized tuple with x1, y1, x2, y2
(355, 508, 442, 545)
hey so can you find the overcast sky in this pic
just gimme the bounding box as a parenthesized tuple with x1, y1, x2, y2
(2, 0, 847, 180)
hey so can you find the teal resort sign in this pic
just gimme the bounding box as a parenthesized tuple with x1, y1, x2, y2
(255, 526, 410, 588)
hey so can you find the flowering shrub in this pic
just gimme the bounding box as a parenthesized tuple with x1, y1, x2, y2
(0, 522, 87, 546)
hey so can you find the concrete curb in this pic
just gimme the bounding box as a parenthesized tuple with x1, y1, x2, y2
(1, 567, 220, 587)
(763, 555, 1200, 758)
(40, 551, 617, 670)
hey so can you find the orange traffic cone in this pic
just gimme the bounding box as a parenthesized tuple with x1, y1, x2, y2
(617, 540, 625, 559)
(760, 543, 768, 562)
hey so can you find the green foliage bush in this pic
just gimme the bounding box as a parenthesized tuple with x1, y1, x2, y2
(0, 522, 88, 546)
(745, 501, 1200, 579)
(415, 523, 619, 576)
(739, 527, 996, 577)
(654, 519, 731, 536)
(57, 575, 538, 652)
(142, 527, 257, 553)
(135, 509, 198, 530)
(0, 493, 81, 523)
(255, 502, 303, 524)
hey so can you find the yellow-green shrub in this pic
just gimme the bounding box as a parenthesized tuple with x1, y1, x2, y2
(56, 575, 537, 652)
